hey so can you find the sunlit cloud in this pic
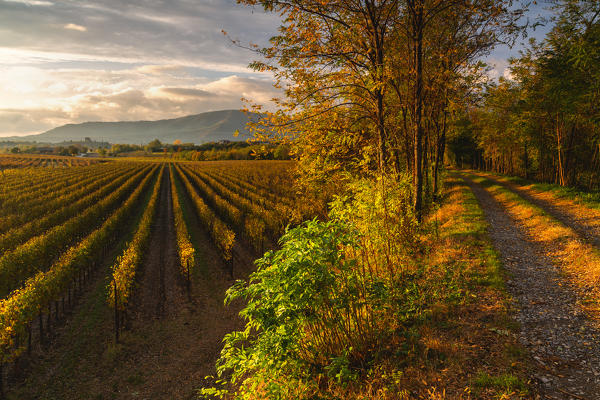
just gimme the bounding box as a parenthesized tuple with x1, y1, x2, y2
(0, 60, 280, 136)
(486, 58, 510, 81)
(64, 23, 87, 32)
(3, 0, 53, 6)
(0, 0, 281, 137)
(503, 68, 515, 81)
(158, 88, 216, 98)
(136, 65, 187, 75)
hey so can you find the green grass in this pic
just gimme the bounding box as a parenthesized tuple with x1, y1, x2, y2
(473, 372, 528, 396)
(446, 175, 506, 292)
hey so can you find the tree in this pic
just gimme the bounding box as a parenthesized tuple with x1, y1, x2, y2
(145, 139, 163, 153)
(240, 0, 401, 176)
(239, 0, 524, 220)
(465, 0, 600, 189)
(390, 0, 524, 214)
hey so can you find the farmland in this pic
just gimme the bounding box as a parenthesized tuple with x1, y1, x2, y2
(0, 156, 313, 399)
(0, 154, 98, 170)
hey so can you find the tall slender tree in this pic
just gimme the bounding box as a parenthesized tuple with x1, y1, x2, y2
(240, 0, 524, 219)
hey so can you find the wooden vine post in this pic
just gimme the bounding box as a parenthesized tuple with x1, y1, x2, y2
(229, 252, 234, 279)
(113, 278, 119, 343)
(0, 360, 4, 400)
(38, 313, 44, 346)
(27, 326, 32, 356)
(186, 260, 191, 300)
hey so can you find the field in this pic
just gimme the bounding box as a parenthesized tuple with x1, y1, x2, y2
(0, 154, 99, 170)
(0, 157, 313, 399)
(4, 154, 600, 399)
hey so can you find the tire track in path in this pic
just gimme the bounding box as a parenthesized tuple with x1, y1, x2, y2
(458, 173, 600, 400)
(470, 171, 600, 250)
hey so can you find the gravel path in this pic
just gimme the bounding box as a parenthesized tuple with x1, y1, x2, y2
(459, 173, 600, 400)
(470, 171, 600, 250)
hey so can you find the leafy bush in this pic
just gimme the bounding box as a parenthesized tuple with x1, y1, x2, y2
(201, 175, 423, 399)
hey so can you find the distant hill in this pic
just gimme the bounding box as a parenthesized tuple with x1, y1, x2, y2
(9, 110, 257, 145)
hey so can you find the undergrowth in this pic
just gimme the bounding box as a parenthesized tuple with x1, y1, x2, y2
(199, 173, 529, 399)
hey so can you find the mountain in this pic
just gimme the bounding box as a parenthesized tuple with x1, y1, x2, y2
(11, 110, 257, 145)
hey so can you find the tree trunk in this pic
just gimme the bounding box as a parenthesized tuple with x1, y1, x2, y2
(524, 142, 529, 179)
(412, 1, 424, 222)
(433, 108, 447, 197)
(556, 115, 566, 186)
(403, 108, 412, 171)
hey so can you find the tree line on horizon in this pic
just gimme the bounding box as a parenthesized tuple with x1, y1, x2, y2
(2, 139, 292, 161)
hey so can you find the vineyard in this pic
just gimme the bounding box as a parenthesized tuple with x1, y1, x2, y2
(0, 158, 309, 398)
(0, 154, 99, 169)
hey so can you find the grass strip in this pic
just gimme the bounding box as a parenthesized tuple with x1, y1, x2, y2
(371, 175, 530, 399)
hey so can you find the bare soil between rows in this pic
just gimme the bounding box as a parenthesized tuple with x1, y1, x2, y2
(459, 172, 600, 400)
(131, 167, 182, 321)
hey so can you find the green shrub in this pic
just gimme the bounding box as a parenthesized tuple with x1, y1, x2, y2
(201, 175, 423, 399)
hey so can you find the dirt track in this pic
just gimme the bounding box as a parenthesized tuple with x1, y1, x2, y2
(460, 172, 600, 400)
(470, 171, 600, 249)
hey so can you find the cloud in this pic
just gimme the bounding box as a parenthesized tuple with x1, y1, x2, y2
(0, 0, 284, 136)
(503, 67, 515, 81)
(136, 64, 187, 75)
(64, 23, 86, 32)
(159, 88, 215, 98)
(204, 75, 279, 104)
(3, 0, 53, 6)
(0, 0, 279, 70)
(0, 63, 281, 136)
(486, 58, 510, 81)
(0, 108, 71, 136)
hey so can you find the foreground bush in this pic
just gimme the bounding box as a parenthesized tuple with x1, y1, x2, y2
(200, 176, 434, 399)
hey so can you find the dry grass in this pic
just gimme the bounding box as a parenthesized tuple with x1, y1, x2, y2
(325, 175, 531, 399)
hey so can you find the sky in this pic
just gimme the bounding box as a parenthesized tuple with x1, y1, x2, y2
(0, 0, 555, 137)
(488, 1, 555, 80)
